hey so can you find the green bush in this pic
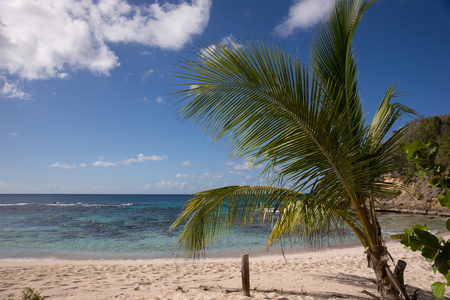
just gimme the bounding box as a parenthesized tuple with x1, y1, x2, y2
(21, 288, 46, 300)
(391, 141, 450, 298)
(2, 287, 46, 300)
(392, 114, 450, 181)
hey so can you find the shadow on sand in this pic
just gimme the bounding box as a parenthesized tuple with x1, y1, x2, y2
(207, 272, 449, 300)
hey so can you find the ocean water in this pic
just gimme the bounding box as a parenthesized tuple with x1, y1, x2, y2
(0, 194, 447, 260)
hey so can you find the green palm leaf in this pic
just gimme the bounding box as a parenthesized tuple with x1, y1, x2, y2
(169, 185, 352, 258)
(169, 0, 418, 297)
(171, 0, 413, 270)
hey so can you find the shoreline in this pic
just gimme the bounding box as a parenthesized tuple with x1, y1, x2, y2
(0, 237, 364, 262)
(1, 238, 449, 299)
(5, 226, 450, 263)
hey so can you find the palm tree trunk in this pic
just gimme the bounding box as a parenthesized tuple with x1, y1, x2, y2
(366, 220, 410, 300)
(355, 193, 410, 300)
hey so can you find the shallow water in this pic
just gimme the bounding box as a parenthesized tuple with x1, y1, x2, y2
(0, 194, 447, 260)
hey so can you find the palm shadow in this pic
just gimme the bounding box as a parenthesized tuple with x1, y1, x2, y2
(318, 273, 449, 300)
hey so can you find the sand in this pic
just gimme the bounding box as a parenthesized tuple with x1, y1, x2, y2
(0, 239, 448, 300)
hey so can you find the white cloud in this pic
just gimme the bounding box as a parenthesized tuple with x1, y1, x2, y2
(8, 133, 19, 137)
(57, 73, 70, 79)
(200, 35, 241, 61)
(275, 0, 335, 37)
(45, 183, 114, 193)
(92, 160, 117, 167)
(140, 50, 151, 56)
(121, 153, 167, 165)
(229, 170, 244, 175)
(0, 181, 15, 188)
(225, 161, 234, 166)
(0, 77, 31, 100)
(0, 0, 212, 97)
(200, 172, 224, 179)
(181, 160, 193, 166)
(96, 0, 212, 49)
(175, 173, 195, 178)
(143, 180, 187, 190)
(141, 69, 154, 81)
(233, 165, 247, 171)
(92, 153, 167, 167)
(50, 162, 76, 169)
(233, 161, 263, 171)
(80, 163, 87, 167)
(156, 96, 164, 104)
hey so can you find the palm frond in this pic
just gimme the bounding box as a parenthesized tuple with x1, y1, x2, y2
(168, 185, 353, 258)
(170, 0, 415, 259)
(310, 0, 375, 139)
(266, 193, 358, 249)
(174, 39, 375, 203)
(168, 185, 296, 257)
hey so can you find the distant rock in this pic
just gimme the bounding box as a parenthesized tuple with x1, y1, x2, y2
(377, 174, 450, 216)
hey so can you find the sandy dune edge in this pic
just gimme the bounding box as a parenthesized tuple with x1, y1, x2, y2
(1, 240, 448, 300)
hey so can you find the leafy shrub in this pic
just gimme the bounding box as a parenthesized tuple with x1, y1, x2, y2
(2, 288, 46, 300)
(21, 288, 46, 300)
(391, 141, 450, 298)
(392, 114, 450, 182)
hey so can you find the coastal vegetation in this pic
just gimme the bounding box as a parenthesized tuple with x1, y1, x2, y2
(170, 0, 419, 299)
(393, 114, 450, 183)
(2, 287, 46, 300)
(392, 140, 450, 298)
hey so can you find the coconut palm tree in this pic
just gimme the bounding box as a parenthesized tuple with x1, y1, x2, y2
(169, 0, 415, 298)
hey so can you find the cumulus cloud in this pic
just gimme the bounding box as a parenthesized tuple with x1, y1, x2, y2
(141, 69, 154, 81)
(0, 77, 31, 100)
(181, 160, 193, 166)
(45, 183, 114, 193)
(229, 170, 244, 175)
(200, 35, 241, 61)
(0, 181, 13, 188)
(233, 164, 249, 171)
(92, 153, 167, 167)
(121, 153, 167, 165)
(50, 162, 77, 169)
(143, 180, 187, 190)
(275, 0, 335, 37)
(200, 172, 224, 179)
(92, 160, 117, 167)
(155, 96, 164, 104)
(175, 173, 195, 178)
(140, 50, 151, 56)
(233, 161, 263, 171)
(0, 0, 212, 97)
(0, 181, 19, 192)
(57, 73, 70, 79)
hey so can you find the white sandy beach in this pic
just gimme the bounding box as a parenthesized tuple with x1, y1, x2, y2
(0, 239, 447, 300)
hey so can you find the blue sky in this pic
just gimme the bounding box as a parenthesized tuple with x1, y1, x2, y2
(1, 0, 449, 194)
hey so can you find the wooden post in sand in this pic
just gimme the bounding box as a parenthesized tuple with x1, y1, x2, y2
(241, 253, 250, 296)
(394, 260, 407, 286)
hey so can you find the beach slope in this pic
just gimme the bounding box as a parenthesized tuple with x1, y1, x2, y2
(0, 239, 447, 300)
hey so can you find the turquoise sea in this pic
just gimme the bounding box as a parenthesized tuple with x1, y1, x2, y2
(0, 194, 447, 260)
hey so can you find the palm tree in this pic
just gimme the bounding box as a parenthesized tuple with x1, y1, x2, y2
(169, 0, 415, 298)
